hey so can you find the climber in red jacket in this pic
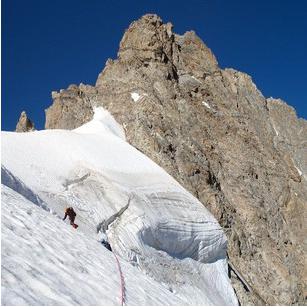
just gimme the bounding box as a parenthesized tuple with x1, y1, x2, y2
(63, 207, 78, 228)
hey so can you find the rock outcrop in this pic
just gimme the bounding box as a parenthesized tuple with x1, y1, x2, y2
(16, 111, 35, 132)
(44, 14, 307, 305)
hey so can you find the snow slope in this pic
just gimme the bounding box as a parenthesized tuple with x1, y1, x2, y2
(1, 107, 238, 305)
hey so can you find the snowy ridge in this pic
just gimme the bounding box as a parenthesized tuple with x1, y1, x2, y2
(1, 107, 238, 305)
(74, 107, 125, 140)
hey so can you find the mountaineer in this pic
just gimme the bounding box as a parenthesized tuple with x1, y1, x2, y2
(63, 207, 78, 228)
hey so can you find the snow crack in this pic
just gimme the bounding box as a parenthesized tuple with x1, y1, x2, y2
(63, 173, 91, 189)
(97, 197, 131, 233)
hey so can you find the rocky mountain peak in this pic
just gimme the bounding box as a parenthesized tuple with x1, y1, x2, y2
(43, 14, 306, 305)
(118, 14, 173, 63)
(15, 111, 35, 132)
(96, 14, 218, 91)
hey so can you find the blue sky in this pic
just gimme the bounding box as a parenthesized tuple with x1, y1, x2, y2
(2, 0, 307, 130)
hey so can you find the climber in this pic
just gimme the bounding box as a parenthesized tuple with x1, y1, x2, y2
(63, 207, 78, 228)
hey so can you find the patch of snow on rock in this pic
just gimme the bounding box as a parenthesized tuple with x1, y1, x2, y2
(191, 76, 202, 83)
(131, 92, 141, 102)
(272, 124, 279, 136)
(295, 165, 303, 176)
(202, 101, 211, 109)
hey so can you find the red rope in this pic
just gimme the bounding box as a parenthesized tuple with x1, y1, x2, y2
(113, 253, 125, 305)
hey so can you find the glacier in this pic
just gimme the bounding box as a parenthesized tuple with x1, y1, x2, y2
(1, 107, 238, 305)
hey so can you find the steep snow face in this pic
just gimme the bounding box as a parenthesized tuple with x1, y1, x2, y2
(1, 107, 238, 305)
(1, 185, 183, 305)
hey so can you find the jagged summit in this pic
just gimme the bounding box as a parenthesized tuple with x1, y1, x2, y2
(97, 14, 218, 87)
(117, 14, 174, 62)
(38, 14, 307, 305)
(15, 111, 35, 132)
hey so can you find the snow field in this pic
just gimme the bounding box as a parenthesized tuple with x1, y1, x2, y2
(1, 107, 238, 305)
(1, 185, 183, 305)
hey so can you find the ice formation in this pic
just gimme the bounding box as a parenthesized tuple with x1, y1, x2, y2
(1, 107, 238, 305)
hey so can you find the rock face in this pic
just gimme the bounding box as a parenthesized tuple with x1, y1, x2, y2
(16, 111, 35, 132)
(45, 84, 95, 129)
(45, 14, 307, 305)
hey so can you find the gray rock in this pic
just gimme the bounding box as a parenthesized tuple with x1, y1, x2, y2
(45, 84, 96, 129)
(45, 14, 306, 305)
(15, 111, 35, 132)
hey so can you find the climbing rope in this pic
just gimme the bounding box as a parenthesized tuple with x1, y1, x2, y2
(113, 252, 125, 306)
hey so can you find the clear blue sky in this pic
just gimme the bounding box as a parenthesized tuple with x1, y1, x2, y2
(2, 0, 307, 131)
